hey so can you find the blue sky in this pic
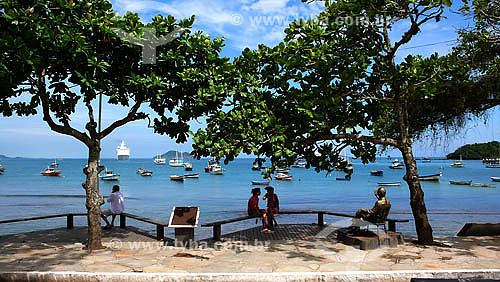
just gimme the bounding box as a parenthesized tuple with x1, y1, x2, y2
(0, 0, 498, 159)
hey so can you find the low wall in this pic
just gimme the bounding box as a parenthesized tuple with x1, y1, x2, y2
(1, 269, 500, 282)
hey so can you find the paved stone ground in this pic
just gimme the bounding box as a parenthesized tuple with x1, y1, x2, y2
(1, 225, 500, 273)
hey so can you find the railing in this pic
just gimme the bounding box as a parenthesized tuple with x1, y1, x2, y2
(0, 212, 169, 241)
(202, 209, 410, 241)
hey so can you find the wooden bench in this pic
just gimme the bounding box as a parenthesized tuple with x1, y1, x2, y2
(119, 213, 168, 240)
(201, 209, 409, 241)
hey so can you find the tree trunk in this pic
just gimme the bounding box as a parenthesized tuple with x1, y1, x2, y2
(400, 142, 434, 244)
(82, 144, 105, 251)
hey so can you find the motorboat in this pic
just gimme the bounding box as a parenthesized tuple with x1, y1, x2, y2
(209, 165, 224, 175)
(389, 159, 404, 169)
(136, 168, 144, 174)
(0, 164, 5, 173)
(184, 173, 199, 179)
(141, 170, 153, 177)
(41, 167, 62, 176)
(170, 175, 185, 181)
(377, 182, 402, 186)
(275, 168, 290, 174)
(370, 170, 384, 176)
(183, 162, 193, 171)
(486, 165, 500, 168)
(275, 173, 292, 181)
(205, 158, 218, 172)
(418, 172, 442, 181)
(291, 157, 307, 168)
(450, 180, 472, 185)
(100, 170, 119, 181)
(154, 153, 166, 165)
(169, 151, 185, 167)
(251, 163, 261, 170)
(490, 177, 500, 182)
(471, 183, 496, 188)
(252, 181, 270, 185)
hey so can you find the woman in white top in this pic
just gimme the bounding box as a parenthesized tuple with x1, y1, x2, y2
(101, 185, 124, 229)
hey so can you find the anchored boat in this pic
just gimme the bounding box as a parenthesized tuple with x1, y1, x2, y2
(275, 173, 292, 181)
(184, 173, 199, 179)
(370, 170, 384, 176)
(377, 182, 402, 186)
(41, 167, 62, 176)
(170, 175, 184, 181)
(100, 170, 119, 181)
(252, 181, 270, 185)
(418, 172, 442, 181)
(450, 180, 472, 185)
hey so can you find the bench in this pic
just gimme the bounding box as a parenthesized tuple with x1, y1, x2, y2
(201, 209, 409, 241)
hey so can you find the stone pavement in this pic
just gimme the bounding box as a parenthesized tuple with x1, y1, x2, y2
(1, 225, 500, 274)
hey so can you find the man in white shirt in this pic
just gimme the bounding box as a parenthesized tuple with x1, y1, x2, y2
(101, 185, 124, 229)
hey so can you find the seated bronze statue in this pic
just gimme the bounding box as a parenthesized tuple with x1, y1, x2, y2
(355, 187, 391, 224)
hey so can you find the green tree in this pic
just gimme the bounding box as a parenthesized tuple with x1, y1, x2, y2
(0, 0, 232, 251)
(193, 0, 499, 244)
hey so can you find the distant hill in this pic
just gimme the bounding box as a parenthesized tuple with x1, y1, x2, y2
(446, 141, 500, 160)
(154, 151, 193, 160)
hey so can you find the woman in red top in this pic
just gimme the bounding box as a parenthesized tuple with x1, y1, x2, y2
(248, 188, 269, 232)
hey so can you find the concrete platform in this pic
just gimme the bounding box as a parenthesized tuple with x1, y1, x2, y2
(1, 226, 500, 277)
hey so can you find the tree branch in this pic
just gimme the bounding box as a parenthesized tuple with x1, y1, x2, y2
(37, 70, 92, 147)
(100, 99, 145, 138)
(299, 133, 400, 148)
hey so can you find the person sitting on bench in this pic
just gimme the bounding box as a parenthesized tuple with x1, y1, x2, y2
(248, 188, 270, 232)
(263, 186, 279, 228)
(355, 187, 391, 224)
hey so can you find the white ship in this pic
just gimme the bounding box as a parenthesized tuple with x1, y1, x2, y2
(116, 141, 130, 160)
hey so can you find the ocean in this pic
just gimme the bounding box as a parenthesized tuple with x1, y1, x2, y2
(1, 158, 499, 240)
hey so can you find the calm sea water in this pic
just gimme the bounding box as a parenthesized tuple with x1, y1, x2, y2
(1, 158, 499, 239)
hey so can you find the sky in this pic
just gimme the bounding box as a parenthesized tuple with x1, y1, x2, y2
(0, 0, 498, 159)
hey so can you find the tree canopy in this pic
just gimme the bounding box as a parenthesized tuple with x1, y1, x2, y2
(446, 141, 500, 159)
(192, 0, 500, 244)
(0, 0, 234, 250)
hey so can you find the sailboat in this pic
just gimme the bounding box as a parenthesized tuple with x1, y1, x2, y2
(451, 155, 464, 168)
(154, 153, 166, 165)
(169, 151, 185, 167)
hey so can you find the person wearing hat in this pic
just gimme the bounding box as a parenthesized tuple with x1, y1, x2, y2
(263, 186, 279, 228)
(355, 187, 391, 223)
(248, 188, 270, 232)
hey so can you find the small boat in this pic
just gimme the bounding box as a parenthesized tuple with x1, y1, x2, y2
(100, 170, 119, 181)
(336, 177, 351, 181)
(276, 168, 290, 174)
(451, 155, 464, 168)
(170, 175, 184, 181)
(370, 170, 384, 176)
(184, 173, 199, 178)
(210, 165, 224, 175)
(41, 167, 62, 176)
(377, 182, 402, 186)
(141, 170, 153, 177)
(389, 160, 404, 169)
(490, 177, 500, 182)
(252, 181, 270, 185)
(0, 164, 5, 173)
(471, 183, 496, 188)
(205, 158, 218, 172)
(154, 153, 166, 165)
(450, 180, 472, 185)
(275, 173, 292, 181)
(418, 172, 442, 181)
(486, 165, 500, 168)
(136, 168, 144, 174)
(291, 157, 307, 168)
(422, 160, 431, 163)
(183, 162, 193, 171)
(251, 163, 261, 170)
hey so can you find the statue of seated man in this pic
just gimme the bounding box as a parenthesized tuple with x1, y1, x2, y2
(355, 187, 391, 223)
